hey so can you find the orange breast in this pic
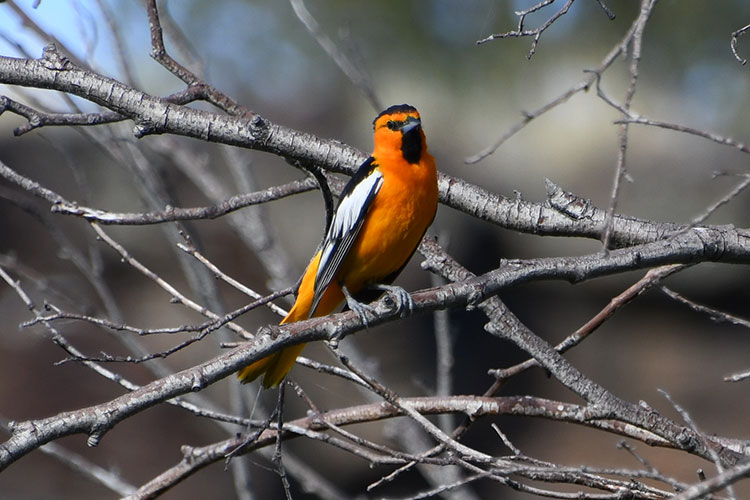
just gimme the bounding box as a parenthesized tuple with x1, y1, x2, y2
(338, 152, 438, 292)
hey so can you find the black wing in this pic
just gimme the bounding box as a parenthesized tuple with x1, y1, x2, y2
(309, 157, 383, 316)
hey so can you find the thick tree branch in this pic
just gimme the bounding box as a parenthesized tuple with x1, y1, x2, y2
(127, 395, 677, 498)
(2, 222, 748, 471)
(1, 47, 732, 251)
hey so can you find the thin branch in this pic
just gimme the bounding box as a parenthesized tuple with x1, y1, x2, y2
(491, 423, 521, 456)
(0, 414, 135, 496)
(22, 304, 201, 336)
(89, 222, 253, 338)
(290, 383, 421, 469)
(177, 241, 290, 317)
(490, 264, 687, 381)
(52, 177, 317, 224)
(476, 0, 576, 58)
(125, 390, 747, 497)
(730, 23, 750, 65)
(431, 271, 455, 432)
(289, 0, 380, 110)
(601, 0, 656, 251)
(724, 368, 750, 383)
(659, 389, 737, 500)
(335, 353, 494, 464)
(688, 173, 750, 227)
(465, 80, 590, 164)
(671, 459, 750, 500)
(292, 356, 369, 387)
(143, 0, 249, 116)
(0, 95, 122, 135)
(616, 115, 750, 154)
(467, 4, 639, 163)
(272, 384, 293, 500)
(660, 286, 750, 329)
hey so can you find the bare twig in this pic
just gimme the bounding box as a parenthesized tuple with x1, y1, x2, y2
(467, 4, 640, 163)
(272, 384, 293, 500)
(724, 368, 750, 383)
(491, 423, 521, 456)
(730, 23, 750, 65)
(476, 0, 575, 58)
(431, 271, 455, 432)
(671, 459, 750, 500)
(0, 414, 135, 496)
(177, 240, 290, 317)
(335, 353, 494, 464)
(143, 0, 249, 116)
(660, 389, 737, 500)
(89, 222, 253, 338)
(292, 356, 368, 386)
(289, 0, 380, 110)
(52, 177, 318, 224)
(616, 115, 750, 154)
(660, 286, 750, 330)
(601, 0, 656, 251)
(490, 264, 686, 381)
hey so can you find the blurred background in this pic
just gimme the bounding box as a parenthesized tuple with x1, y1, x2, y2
(1, 0, 750, 498)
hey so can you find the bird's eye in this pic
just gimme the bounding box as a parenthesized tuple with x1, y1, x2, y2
(386, 120, 399, 131)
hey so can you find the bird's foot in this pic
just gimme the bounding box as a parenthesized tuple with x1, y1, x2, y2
(371, 283, 413, 318)
(342, 284, 374, 328)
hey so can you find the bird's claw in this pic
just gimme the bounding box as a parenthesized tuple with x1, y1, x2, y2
(346, 295, 374, 327)
(341, 284, 414, 328)
(375, 284, 413, 318)
(342, 284, 373, 327)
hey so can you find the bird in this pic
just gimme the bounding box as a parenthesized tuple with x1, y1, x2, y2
(238, 104, 439, 388)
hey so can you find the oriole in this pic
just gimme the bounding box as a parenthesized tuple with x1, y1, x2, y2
(238, 104, 439, 388)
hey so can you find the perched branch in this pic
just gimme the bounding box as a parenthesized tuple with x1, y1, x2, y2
(4, 224, 750, 470)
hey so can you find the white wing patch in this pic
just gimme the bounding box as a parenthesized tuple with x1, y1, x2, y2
(310, 168, 383, 315)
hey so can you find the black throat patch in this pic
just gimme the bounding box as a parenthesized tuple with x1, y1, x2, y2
(401, 125, 422, 164)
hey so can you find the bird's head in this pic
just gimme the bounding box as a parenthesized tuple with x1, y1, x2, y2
(372, 104, 424, 164)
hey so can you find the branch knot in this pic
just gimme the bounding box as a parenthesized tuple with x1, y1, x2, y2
(40, 44, 73, 71)
(546, 179, 596, 221)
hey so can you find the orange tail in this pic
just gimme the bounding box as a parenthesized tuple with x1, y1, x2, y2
(237, 253, 344, 388)
(236, 308, 306, 388)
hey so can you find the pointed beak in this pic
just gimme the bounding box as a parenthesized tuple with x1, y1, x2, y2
(400, 116, 421, 134)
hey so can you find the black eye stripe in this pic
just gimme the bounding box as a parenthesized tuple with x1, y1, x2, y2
(387, 120, 399, 131)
